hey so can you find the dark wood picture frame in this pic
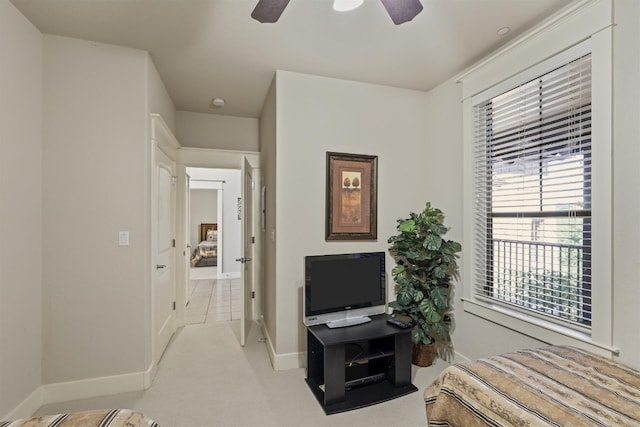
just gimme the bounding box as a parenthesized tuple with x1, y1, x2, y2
(326, 152, 378, 241)
(199, 223, 217, 242)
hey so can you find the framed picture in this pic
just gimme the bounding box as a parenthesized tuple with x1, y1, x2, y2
(326, 152, 378, 240)
(199, 223, 217, 242)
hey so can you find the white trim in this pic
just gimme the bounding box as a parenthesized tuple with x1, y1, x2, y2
(259, 318, 303, 370)
(217, 189, 224, 279)
(151, 113, 179, 156)
(143, 361, 156, 389)
(260, 317, 277, 369)
(2, 387, 44, 421)
(272, 351, 303, 371)
(462, 299, 618, 356)
(42, 372, 146, 405)
(472, 39, 592, 106)
(175, 164, 189, 328)
(177, 147, 259, 170)
(452, 351, 471, 364)
(589, 26, 614, 346)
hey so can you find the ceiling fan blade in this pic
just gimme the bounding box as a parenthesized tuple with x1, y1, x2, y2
(251, 0, 291, 23)
(380, 0, 423, 25)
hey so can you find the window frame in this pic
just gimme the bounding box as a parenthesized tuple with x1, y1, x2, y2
(461, 36, 615, 356)
(476, 53, 593, 331)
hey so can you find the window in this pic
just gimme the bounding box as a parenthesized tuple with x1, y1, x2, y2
(473, 52, 592, 333)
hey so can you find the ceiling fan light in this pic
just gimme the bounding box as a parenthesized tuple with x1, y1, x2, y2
(333, 0, 364, 12)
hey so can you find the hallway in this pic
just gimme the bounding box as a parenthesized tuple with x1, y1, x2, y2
(185, 271, 241, 324)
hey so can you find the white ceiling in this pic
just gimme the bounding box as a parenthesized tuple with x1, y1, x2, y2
(10, 0, 573, 118)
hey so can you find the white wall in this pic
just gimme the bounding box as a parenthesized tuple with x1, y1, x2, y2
(42, 35, 175, 386)
(147, 59, 175, 133)
(264, 1, 640, 372)
(189, 189, 218, 250)
(269, 71, 432, 366)
(0, 0, 43, 418)
(176, 111, 258, 151)
(259, 79, 277, 347)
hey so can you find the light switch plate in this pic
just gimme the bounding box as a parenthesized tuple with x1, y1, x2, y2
(118, 231, 130, 247)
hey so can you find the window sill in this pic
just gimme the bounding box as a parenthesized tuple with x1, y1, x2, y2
(461, 297, 619, 357)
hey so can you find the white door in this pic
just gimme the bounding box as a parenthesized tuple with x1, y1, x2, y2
(239, 156, 254, 346)
(180, 170, 191, 308)
(153, 146, 177, 364)
(185, 174, 191, 305)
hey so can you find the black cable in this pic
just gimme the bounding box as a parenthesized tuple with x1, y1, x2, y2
(347, 343, 364, 367)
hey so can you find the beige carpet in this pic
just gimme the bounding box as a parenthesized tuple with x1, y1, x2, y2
(36, 321, 448, 426)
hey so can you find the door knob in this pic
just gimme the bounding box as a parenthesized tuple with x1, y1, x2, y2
(156, 264, 167, 269)
(235, 257, 252, 263)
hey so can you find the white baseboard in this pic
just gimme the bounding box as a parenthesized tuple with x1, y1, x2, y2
(4, 364, 156, 421)
(42, 371, 146, 405)
(143, 361, 157, 389)
(258, 318, 303, 371)
(259, 318, 277, 369)
(272, 350, 303, 370)
(2, 387, 44, 421)
(452, 351, 471, 363)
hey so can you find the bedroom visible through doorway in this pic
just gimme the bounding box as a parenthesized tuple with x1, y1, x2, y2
(186, 167, 242, 324)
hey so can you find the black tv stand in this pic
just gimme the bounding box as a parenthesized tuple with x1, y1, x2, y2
(305, 313, 418, 415)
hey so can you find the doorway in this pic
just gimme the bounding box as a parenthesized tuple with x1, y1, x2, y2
(174, 149, 261, 347)
(185, 167, 242, 325)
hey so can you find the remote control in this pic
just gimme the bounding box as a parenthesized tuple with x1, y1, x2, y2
(387, 318, 412, 329)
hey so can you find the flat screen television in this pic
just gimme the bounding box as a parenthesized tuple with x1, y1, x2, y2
(304, 251, 386, 328)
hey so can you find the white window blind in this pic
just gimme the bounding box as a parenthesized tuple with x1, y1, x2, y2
(473, 53, 592, 332)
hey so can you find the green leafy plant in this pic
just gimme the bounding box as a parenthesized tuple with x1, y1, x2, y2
(388, 202, 461, 346)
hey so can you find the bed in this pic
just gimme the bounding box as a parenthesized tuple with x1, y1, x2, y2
(0, 409, 158, 427)
(424, 345, 640, 426)
(191, 223, 217, 267)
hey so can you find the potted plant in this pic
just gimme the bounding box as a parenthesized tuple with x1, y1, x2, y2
(388, 202, 461, 366)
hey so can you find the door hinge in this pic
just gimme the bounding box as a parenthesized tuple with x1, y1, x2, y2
(172, 301, 176, 310)
(251, 236, 255, 244)
(251, 291, 255, 299)
(172, 239, 176, 248)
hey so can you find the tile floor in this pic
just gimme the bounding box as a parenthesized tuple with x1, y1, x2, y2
(185, 272, 241, 324)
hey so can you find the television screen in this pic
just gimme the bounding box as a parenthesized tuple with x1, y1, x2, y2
(304, 252, 386, 327)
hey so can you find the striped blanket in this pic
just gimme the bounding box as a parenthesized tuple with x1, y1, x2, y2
(0, 409, 158, 427)
(424, 346, 640, 426)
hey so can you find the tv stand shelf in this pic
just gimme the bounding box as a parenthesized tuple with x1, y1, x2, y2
(305, 314, 418, 415)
